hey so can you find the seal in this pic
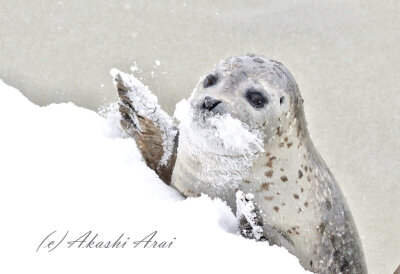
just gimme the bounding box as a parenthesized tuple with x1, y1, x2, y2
(111, 54, 367, 273)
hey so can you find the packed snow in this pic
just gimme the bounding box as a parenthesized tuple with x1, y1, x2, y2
(0, 79, 309, 273)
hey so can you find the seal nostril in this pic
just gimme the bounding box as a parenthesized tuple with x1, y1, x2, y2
(280, 96, 285, 105)
(202, 96, 222, 111)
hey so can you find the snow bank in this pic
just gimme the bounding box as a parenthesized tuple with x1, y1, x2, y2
(0, 79, 309, 274)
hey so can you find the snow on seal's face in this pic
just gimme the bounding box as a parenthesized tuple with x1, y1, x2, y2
(174, 97, 264, 157)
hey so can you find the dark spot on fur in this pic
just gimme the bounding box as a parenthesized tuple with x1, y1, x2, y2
(304, 166, 308, 172)
(253, 57, 264, 63)
(273, 65, 283, 78)
(307, 176, 311, 182)
(279, 142, 285, 148)
(273, 206, 279, 212)
(304, 201, 309, 207)
(291, 226, 300, 235)
(297, 125, 302, 137)
(318, 223, 326, 235)
(298, 208, 303, 213)
(340, 259, 350, 272)
(326, 200, 332, 210)
(287, 142, 293, 148)
(330, 234, 336, 245)
(293, 194, 299, 199)
(333, 250, 340, 259)
(261, 182, 274, 191)
(298, 170, 303, 179)
(264, 196, 274, 201)
(243, 180, 251, 184)
(280, 168, 284, 172)
(280, 176, 288, 182)
(277, 127, 283, 137)
(284, 137, 288, 142)
(276, 192, 280, 195)
(264, 170, 273, 178)
(266, 152, 271, 157)
(271, 59, 283, 66)
(265, 156, 276, 168)
(281, 203, 286, 206)
(310, 261, 313, 267)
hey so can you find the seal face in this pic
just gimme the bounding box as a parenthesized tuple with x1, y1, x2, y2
(112, 54, 367, 273)
(171, 55, 367, 273)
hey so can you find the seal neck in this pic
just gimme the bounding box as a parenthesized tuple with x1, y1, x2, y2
(261, 105, 318, 173)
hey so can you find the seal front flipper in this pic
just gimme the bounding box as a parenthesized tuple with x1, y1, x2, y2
(110, 69, 178, 184)
(236, 191, 265, 241)
(236, 191, 295, 251)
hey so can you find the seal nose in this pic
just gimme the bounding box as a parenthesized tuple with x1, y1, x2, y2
(202, 96, 222, 111)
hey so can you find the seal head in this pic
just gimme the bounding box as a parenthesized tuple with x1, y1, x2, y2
(191, 55, 302, 141)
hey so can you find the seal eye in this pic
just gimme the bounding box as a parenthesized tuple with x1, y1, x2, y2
(280, 96, 285, 105)
(246, 89, 267, 108)
(203, 74, 218, 88)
